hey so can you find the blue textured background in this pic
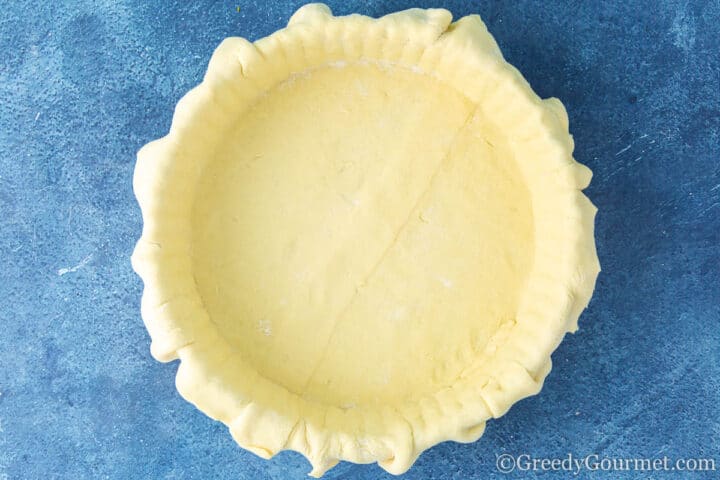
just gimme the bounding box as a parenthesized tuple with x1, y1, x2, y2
(1, 1, 718, 479)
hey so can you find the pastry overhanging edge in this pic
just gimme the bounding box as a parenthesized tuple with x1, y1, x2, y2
(131, 3, 601, 476)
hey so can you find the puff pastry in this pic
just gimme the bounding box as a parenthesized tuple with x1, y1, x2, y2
(132, 3, 600, 476)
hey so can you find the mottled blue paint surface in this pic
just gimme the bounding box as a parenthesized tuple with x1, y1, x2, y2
(1, 1, 718, 479)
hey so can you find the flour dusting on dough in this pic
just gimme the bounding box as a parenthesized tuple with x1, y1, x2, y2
(258, 318, 272, 337)
(389, 306, 407, 322)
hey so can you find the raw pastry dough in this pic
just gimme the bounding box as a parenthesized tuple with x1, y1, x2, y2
(132, 3, 600, 476)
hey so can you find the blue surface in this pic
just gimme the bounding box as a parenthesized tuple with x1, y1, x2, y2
(1, 1, 718, 479)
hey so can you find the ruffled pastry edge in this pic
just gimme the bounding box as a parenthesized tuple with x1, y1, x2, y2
(131, 3, 600, 476)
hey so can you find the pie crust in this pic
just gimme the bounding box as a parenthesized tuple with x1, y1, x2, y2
(132, 4, 600, 476)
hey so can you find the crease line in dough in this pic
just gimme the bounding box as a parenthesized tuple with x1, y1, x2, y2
(298, 101, 482, 398)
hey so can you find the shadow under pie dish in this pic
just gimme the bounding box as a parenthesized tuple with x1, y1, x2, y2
(131, 3, 600, 476)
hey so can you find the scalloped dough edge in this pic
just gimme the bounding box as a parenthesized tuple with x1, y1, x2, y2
(132, 3, 600, 476)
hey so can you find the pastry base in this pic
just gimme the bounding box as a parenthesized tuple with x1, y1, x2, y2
(193, 61, 534, 408)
